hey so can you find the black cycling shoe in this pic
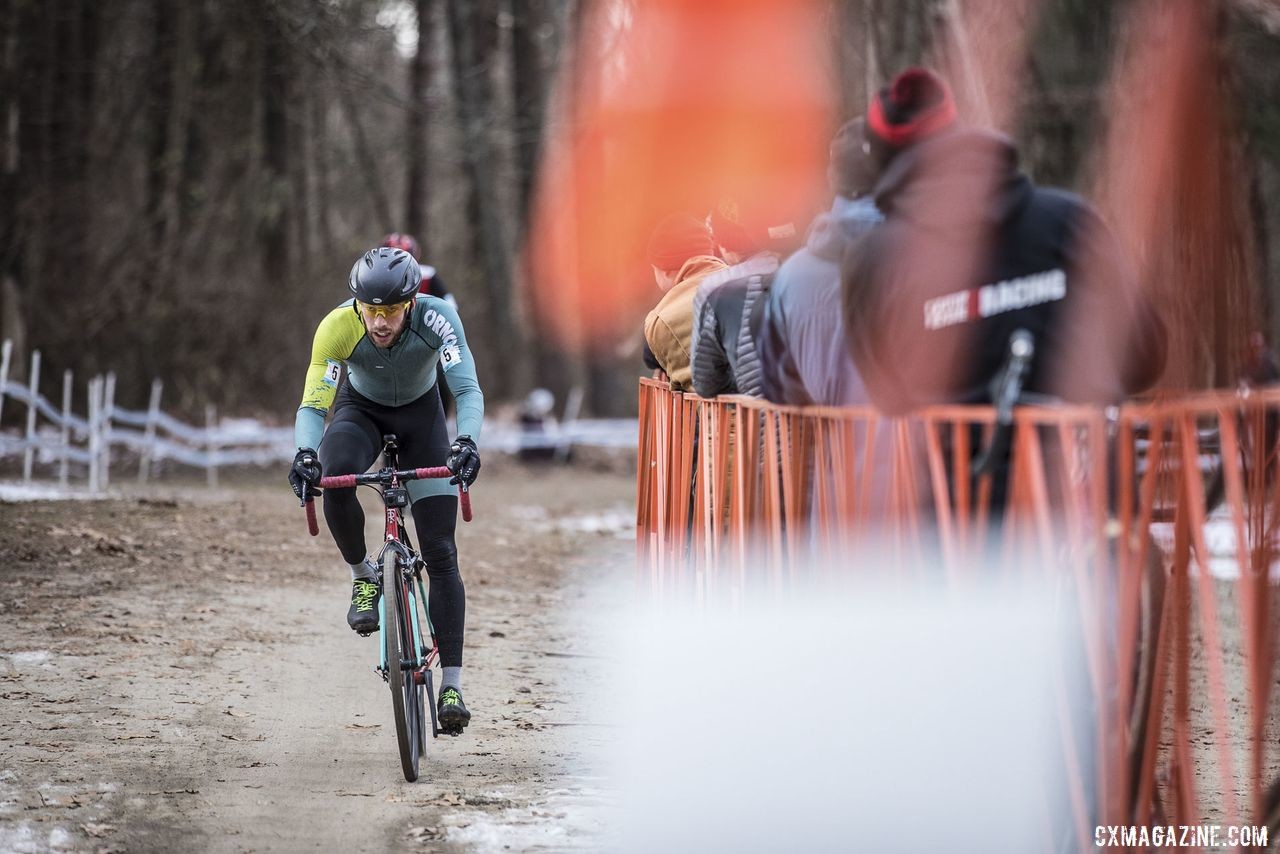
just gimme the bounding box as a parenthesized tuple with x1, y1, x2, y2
(347, 578, 381, 635)
(437, 687, 471, 735)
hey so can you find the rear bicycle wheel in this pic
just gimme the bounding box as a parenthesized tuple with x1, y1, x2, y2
(384, 551, 423, 782)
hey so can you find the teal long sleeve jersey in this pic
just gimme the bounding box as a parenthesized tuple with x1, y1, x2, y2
(294, 295, 484, 451)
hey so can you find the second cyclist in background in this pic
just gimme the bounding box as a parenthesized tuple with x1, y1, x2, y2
(382, 232, 455, 307)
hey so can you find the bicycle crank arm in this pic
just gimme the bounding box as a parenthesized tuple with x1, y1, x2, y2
(422, 668, 440, 739)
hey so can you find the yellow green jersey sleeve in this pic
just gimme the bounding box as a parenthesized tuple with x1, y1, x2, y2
(294, 306, 365, 449)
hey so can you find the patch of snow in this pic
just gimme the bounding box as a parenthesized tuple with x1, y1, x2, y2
(1148, 519, 1280, 581)
(509, 505, 550, 522)
(48, 826, 75, 850)
(5, 650, 52, 667)
(445, 787, 616, 851)
(0, 482, 108, 502)
(555, 510, 633, 538)
(0, 770, 19, 815)
(511, 505, 634, 540)
(0, 822, 39, 854)
(0, 822, 71, 854)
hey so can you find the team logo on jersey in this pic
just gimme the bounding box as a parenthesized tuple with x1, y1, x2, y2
(922, 268, 1067, 331)
(422, 308, 459, 347)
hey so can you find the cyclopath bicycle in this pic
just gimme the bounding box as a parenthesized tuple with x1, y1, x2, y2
(301, 434, 472, 782)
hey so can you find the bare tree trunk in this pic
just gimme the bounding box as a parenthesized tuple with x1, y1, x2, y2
(509, 0, 570, 401)
(868, 0, 940, 82)
(146, 0, 174, 245)
(177, 3, 217, 241)
(337, 83, 395, 232)
(446, 0, 522, 397)
(511, 0, 548, 228)
(47, 2, 98, 343)
(312, 96, 336, 252)
(405, 0, 431, 239)
(831, 0, 873, 121)
(0, 0, 22, 330)
(161, 2, 195, 248)
(260, 11, 290, 286)
(9, 2, 54, 383)
(295, 86, 317, 267)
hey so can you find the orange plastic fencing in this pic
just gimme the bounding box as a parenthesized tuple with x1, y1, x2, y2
(636, 379, 1280, 846)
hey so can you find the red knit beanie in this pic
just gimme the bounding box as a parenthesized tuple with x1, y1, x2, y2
(646, 212, 717, 272)
(866, 68, 957, 162)
(709, 197, 801, 256)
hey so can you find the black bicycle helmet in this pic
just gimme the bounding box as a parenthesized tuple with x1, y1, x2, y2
(348, 247, 422, 304)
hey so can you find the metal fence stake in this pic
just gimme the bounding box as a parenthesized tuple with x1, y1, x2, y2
(556, 386, 585, 463)
(206, 404, 219, 488)
(22, 350, 41, 485)
(101, 372, 116, 490)
(59, 369, 72, 488)
(87, 377, 101, 494)
(0, 338, 11, 429)
(138, 379, 163, 483)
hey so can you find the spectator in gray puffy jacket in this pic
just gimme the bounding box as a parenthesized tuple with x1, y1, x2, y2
(691, 197, 805, 398)
(758, 118, 884, 406)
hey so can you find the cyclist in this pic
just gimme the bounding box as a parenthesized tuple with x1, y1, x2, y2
(380, 232, 454, 306)
(288, 246, 483, 733)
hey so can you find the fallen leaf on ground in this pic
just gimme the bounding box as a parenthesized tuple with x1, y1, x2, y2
(81, 823, 115, 838)
(344, 723, 380, 730)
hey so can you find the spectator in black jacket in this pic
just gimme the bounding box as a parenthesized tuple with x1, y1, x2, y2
(841, 68, 1166, 415)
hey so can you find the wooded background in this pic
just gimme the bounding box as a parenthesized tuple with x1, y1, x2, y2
(1, 0, 1278, 419)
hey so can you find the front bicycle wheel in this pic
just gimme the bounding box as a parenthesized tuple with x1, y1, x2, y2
(384, 551, 423, 782)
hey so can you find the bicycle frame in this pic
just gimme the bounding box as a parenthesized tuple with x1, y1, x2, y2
(373, 470, 439, 687)
(302, 450, 471, 678)
(301, 434, 475, 775)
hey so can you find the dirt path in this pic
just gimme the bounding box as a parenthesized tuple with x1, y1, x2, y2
(0, 459, 633, 853)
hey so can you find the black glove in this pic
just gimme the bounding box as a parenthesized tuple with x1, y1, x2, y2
(289, 448, 322, 501)
(446, 435, 481, 487)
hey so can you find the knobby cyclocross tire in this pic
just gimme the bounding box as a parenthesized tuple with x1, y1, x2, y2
(384, 551, 424, 782)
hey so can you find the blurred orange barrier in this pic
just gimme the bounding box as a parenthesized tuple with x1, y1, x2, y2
(637, 379, 1280, 846)
(527, 0, 833, 353)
